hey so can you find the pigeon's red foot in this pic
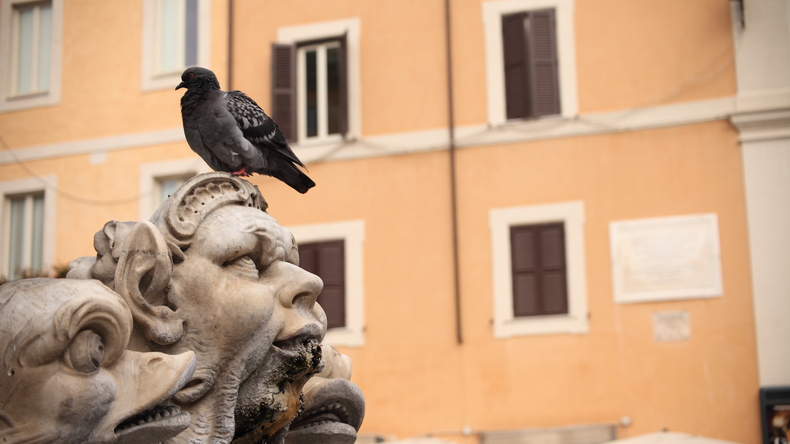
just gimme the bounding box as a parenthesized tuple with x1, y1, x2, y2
(231, 166, 249, 177)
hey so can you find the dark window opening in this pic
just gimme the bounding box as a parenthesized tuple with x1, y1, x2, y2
(510, 222, 568, 317)
(298, 240, 346, 329)
(502, 9, 560, 120)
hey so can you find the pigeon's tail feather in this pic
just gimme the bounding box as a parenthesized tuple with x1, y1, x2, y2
(258, 158, 315, 194)
(281, 170, 316, 194)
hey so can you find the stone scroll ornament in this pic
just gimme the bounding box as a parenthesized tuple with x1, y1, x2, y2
(0, 278, 197, 444)
(65, 172, 364, 444)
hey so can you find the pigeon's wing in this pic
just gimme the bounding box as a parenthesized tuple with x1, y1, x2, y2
(224, 91, 305, 167)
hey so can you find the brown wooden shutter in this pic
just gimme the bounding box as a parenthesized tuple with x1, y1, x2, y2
(298, 240, 346, 329)
(511, 225, 539, 316)
(271, 43, 297, 142)
(502, 13, 529, 120)
(526, 9, 560, 117)
(338, 34, 349, 137)
(510, 222, 567, 317)
(317, 240, 345, 328)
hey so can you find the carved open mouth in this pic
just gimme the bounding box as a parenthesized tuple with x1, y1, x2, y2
(114, 404, 191, 444)
(285, 378, 365, 444)
(290, 401, 352, 430)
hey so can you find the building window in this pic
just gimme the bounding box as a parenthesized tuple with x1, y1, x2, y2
(156, 174, 192, 206)
(11, 1, 52, 96)
(154, 0, 198, 75)
(0, 0, 62, 112)
(288, 220, 365, 347)
(502, 10, 559, 119)
(139, 158, 210, 219)
(298, 240, 346, 329)
(490, 201, 587, 338)
(510, 222, 568, 317)
(0, 177, 55, 282)
(482, 0, 577, 126)
(274, 18, 360, 144)
(272, 38, 347, 143)
(141, 0, 210, 91)
(4, 192, 44, 280)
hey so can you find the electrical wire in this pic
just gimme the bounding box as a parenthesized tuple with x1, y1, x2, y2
(0, 135, 150, 206)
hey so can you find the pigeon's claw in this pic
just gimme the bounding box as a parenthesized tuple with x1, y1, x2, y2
(231, 166, 248, 177)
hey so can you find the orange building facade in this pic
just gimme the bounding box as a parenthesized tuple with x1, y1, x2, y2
(2, 1, 786, 443)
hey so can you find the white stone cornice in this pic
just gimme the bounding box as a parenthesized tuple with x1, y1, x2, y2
(0, 128, 186, 165)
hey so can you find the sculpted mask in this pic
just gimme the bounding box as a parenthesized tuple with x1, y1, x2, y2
(68, 173, 328, 444)
(0, 278, 196, 444)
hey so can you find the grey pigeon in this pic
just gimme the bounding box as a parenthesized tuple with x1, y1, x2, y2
(176, 67, 315, 193)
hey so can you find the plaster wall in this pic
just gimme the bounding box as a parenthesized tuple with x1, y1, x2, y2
(250, 120, 758, 443)
(0, 119, 758, 442)
(0, 0, 759, 442)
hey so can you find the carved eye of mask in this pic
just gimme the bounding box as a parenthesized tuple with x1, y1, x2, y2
(226, 255, 259, 281)
(67, 330, 105, 373)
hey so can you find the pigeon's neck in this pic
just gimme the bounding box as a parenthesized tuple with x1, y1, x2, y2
(185, 80, 221, 97)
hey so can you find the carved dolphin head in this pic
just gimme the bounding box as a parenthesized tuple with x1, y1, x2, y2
(0, 278, 196, 444)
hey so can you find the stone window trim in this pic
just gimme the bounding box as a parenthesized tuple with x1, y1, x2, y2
(0, 176, 56, 279)
(0, 0, 63, 113)
(482, 0, 578, 126)
(288, 219, 365, 347)
(490, 200, 588, 338)
(140, 0, 212, 92)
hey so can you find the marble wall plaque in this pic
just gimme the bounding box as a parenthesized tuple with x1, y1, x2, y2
(653, 310, 691, 342)
(610, 213, 723, 303)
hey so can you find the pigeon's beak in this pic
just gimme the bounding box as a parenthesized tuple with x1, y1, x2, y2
(175, 82, 186, 90)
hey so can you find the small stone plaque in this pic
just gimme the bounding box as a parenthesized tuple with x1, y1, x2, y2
(653, 310, 690, 342)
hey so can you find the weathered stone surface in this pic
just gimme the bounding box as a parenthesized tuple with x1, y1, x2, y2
(58, 172, 363, 444)
(0, 278, 196, 444)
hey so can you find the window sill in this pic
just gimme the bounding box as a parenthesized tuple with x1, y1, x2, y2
(141, 71, 184, 93)
(293, 134, 345, 148)
(324, 326, 365, 348)
(494, 313, 588, 338)
(0, 91, 59, 113)
(7, 90, 50, 101)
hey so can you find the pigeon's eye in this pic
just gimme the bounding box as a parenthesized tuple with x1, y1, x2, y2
(226, 255, 259, 281)
(189, 72, 195, 78)
(66, 330, 105, 373)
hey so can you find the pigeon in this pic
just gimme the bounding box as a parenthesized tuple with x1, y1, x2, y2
(176, 67, 315, 193)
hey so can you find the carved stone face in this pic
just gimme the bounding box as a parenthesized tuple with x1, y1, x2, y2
(160, 205, 326, 443)
(0, 279, 196, 444)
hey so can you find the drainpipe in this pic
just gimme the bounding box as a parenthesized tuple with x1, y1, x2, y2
(444, 0, 462, 345)
(227, 0, 234, 90)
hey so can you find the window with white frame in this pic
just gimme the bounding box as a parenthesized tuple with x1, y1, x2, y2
(489, 201, 587, 338)
(288, 220, 365, 347)
(1, 177, 55, 282)
(139, 158, 210, 219)
(0, 0, 62, 112)
(297, 39, 345, 141)
(141, 0, 210, 91)
(5, 192, 44, 280)
(273, 18, 360, 145)
(156, 174, 193, 205)
(482, 0, 578, 126)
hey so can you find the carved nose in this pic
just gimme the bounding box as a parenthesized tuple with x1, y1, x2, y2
(274, 263, 325, 342)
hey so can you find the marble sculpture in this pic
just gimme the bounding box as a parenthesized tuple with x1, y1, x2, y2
(0, 172, 363, 444)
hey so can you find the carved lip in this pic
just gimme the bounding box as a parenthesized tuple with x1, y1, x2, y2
(289, 378, 365, 432)
(109, 352, 197, 444)
(114, 405, 191, 444)
(285, 378, 365, 444)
